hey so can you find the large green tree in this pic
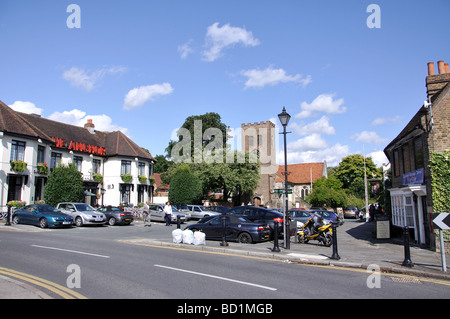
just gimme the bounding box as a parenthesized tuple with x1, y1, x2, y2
(44, 163, 84, 207)
(334, 154, 380, 197)
(168, 166, 203, 205)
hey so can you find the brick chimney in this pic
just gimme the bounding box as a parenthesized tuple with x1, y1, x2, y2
(426, 60, 450, 99)
(84, 119, 95, 133)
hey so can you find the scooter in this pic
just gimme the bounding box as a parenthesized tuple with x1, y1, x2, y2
(297, 218, 333, 247)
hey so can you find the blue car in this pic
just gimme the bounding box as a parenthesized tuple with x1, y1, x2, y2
(12, 204, 74, 228)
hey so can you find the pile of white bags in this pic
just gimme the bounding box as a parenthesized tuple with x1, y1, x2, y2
(172, 229, 205, 245)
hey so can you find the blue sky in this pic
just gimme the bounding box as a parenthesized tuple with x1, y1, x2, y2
(1, 0, 449, 167)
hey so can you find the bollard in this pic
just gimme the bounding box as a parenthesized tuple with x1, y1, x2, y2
(220, 214, 228, 246)
(5, 205, 11, 226)
(177, 215, 181, 229)
(330, 221, 340, 260)
(272, 221, 280, 252)
(402, 226, 413, 268)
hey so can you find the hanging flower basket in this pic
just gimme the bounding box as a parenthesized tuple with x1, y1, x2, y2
(139, 175, 147, 183)
(11, 160, 27, 173)
(93, 173, 103, 183)
(37, 162, 49, 175)
(121, 173, 133, 183)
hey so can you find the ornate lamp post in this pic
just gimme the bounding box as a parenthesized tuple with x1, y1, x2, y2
(278, 107, 291, 249)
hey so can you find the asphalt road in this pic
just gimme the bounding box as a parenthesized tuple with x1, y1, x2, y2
(1, 220, 449, 301)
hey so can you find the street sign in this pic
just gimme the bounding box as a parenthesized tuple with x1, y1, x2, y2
(433, 213, 450, 230)
(273, 189, 293, 194)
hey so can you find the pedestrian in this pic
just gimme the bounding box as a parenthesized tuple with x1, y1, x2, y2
(164, 201, 172, 226)
(369, 204, 375, 222)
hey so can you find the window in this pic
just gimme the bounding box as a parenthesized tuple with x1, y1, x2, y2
(10, 140, 25, 161)
(138, 162, 145, 176)
(37, 145, 45, 164)
(414, 137, 424, 169)
(50, 152, 62, 170)
(393, 150, 400, 177)
(73, 156, 83, 172)
(93, 159, 101, 174)
(402, 146, 410, 173)
(121, 160, 131, 175)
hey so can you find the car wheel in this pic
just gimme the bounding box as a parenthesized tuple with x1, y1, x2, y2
(12, 215, 20, 225)
(39, 218, 48, 228)
(75, 216, 83, 227)
(108, 217, 116, 226)
(237, 232, 253, 244)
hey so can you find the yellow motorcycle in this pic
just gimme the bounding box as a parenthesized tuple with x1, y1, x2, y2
(297, 217, 333, 247)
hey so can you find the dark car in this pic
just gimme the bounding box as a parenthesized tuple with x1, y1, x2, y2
(186, 215, 270, 244)
(11, 204, 73, 228)
(97, 206, 134, 225)
(288, 208, 313, 230)
(207, 206, 231, 214)
(309, 210, 342, 225)
(228, 206, 285, 238)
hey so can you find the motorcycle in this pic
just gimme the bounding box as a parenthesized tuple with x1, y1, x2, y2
(296, 218, 333, 247)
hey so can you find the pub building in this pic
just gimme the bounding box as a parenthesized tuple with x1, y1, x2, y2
(0, 101, 156, 209)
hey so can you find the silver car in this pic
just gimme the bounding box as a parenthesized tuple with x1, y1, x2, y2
(187, 205, 220, 219)
(56, 202, 106, 227)
(147, 204, 186, 224)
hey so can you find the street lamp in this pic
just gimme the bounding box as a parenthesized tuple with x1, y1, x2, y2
(278, 107, 291, 249)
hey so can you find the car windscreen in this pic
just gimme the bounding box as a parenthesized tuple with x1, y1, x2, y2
(74, 203, 95, 211)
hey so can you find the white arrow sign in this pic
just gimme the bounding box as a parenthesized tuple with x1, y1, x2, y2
(433, 213, 450, 230)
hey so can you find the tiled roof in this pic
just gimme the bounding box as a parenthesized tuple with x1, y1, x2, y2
(0, 101, 155, 162)
(276, 162, 325, 184)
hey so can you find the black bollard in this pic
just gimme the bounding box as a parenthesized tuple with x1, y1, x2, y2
(220, 214, 228, 246)
(272, 221, 280, 252)
(5, 205, 11, 226)
(330, 221, 340, 260)
(177, 215, 181, 229)
(402, 226, 413, 267)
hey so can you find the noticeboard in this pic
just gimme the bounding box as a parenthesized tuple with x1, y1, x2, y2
(376, 219, 390, 239)
(336, 207, 344, 220)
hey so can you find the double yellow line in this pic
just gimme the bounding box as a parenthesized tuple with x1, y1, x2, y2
(0, 266, 87, 299)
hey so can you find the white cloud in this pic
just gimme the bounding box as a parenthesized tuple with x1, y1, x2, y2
(370, 116, 401, 126)
(178, 40, 194, 59)
(279, 142, 350, 167)
(62, 66, 126, 91)
(240, 66, 311, 89)
(202, 22, 260, 62)
(368, 150, 389, 167)
(9, 101, 43, 115)
(295, 93, 347, 119)
(123, 82, 174, 110)
(48, 109, 131, 136)
(288, 134, 328, 151)
(290, 116, 335, 136)
(351, 131, 388, 145)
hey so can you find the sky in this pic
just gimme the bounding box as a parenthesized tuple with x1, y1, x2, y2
(1, 0, 449, 168)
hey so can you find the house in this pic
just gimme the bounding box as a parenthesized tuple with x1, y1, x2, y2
(0, 101, 156, 208)
(274, 162, 328, 209)
(383, 60, 450, 249)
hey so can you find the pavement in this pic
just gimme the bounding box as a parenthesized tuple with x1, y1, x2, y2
(1, 217, 449, 298)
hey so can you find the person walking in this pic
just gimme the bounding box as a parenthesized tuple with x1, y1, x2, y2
(164, 201, 172, 226)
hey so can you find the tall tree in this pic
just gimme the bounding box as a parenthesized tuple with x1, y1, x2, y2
(44, 163, 84, 207)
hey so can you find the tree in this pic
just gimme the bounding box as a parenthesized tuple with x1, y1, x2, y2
(44, 163, 84, 207)
(334, 154, 380, 197)
(309, 176, 347, 209)
(168, 166, 203, 205)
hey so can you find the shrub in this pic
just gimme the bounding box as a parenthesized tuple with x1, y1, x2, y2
(44, 163, 84, 207)
(169, 167, 203, 205)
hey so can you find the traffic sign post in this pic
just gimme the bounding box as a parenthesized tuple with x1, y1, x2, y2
(432, 213, 450, 272)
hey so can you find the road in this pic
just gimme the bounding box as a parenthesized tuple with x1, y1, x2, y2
(1, 220, 449, 302)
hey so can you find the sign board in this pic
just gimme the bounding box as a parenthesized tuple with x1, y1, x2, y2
(401, 168, 424, 186)
(273, 189, 293, 194)
(433, 213, 450, 230)
(336, 207, 344, 220)
(376, 219, 390, 239)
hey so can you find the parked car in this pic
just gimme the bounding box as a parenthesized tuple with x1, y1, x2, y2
(187, 205, 220, 219)
(311, 210, 343, 225)
(228, 205, 285, 238)
(147, 204, 186, 224)
(97, 206, 134, 225)
(288, 208, 313, 229)
(186, 215, 271, 243)
(206, 206, 231, 214)
(11, 204, 73, 228)
(172, 204, 192, 220)
(344, 207, 359, 219)
(56, 202, 106, 227)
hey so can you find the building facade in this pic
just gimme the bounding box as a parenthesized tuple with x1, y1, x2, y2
(384, 60, 450, 249)
(0, 102, 156, 208)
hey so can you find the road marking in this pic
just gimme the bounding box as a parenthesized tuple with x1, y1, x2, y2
(0, 266, 87, 299)
(31, 245, 110, 259)
(154, 264, 277, 291)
